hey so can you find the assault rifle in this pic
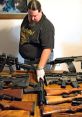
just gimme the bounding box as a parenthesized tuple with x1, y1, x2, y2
(0, 75, 38, 89)
(45, 72, 82, 88)
(0, 53, 37, 73)
(45, 94, 82, 105)
(0, 75, 29, 89)
(0, 100, 35, 112)
(18, 63, 36, 71)
(0, 53, 19, 73)
(48, 56, 82, 72)
(0, 88, 23, 101)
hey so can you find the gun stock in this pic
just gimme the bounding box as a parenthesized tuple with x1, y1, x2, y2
(51, 112, 82, 117)
(43, 104, 82, 115)
(0, 88, 23, 100)
(0, 100, 35, 112)
(46, 94, 82, 104)
(45, 87, 82, 96)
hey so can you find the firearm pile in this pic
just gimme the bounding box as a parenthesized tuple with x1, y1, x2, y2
(40, 55, 82, 116)
(1, 53, 82, 116)
(0, 53, 38, 115)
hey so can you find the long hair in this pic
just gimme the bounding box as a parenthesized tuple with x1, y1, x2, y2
(28, 0, 41, 12)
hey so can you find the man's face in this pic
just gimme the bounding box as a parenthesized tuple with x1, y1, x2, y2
(28, 9, 42, 23)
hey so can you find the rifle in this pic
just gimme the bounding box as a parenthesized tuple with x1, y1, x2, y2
(0, 88, 23, 101)
(0, 53, 6, 72)
(48, 56, 82, 72)
(45, 87, 82, 96)
(0, 75, 29, 89)
(18, 63, 36, 71)
(38, 78, 46, 105)
(45, 72, 82, 88)
(43, 103, 82, 115)
(45, 94, 82, 104)
(24, 78, 46, 106)
(0, 53, 19, 73)
(51, 112, 82, 117)
(0, 100, 35, 112)
(0, 53, 37, 73)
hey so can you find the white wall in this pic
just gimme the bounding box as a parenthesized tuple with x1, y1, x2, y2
(0, 19, 23, 62)
(40, 0, 82, 71)
(40, 0, 82, 56)
(0, 0, 82, 71)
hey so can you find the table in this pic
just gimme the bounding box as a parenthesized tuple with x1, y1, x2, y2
(0, 70, 82, 117)
(0, 70, 40, 117)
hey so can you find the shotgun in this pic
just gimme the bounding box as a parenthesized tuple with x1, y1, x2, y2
(45, 87, 82, 96)
(0, 88, 23, 101)
(45, 94, 82, 104)
(0, 100, 35, 112)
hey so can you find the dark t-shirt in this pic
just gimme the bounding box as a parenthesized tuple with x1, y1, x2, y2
(19, 13, 55, 59)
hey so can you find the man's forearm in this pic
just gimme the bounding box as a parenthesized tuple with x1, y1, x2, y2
(38, 48, 52, 69)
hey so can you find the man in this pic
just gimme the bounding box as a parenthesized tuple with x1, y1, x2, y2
(19, 0, 55, 82)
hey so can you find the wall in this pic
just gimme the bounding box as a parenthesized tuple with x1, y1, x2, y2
(40, 0, 82, 71)
(0, 0, 82, 71)
(0, 19, 23, 62)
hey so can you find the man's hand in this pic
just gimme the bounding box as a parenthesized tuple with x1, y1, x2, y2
(36, 68, 45, 82)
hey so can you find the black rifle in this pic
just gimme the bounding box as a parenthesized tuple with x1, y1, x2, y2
(0, 75, 29, 89)
(45, 72, 82, 88)
(0, 53, 6, 72)
(48, 56, 82, 72)
(24, 78, 46, 106)
(0, 74, 39, 91)
(18, 63, 36, 71)
(0, 53, 19, 73)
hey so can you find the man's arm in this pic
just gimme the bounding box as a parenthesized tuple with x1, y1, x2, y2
(38, 48, 52, 69)
(36, 48, 52, 82)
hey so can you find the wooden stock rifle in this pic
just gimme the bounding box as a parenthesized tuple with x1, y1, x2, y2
(0, 88, 23, 101)
(0, 100, 35, 112)
(45, 94, 82, 104)
(51, 112, 82, 117)
(43, 103, 82, 115)
(45, 87, 82, 96)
